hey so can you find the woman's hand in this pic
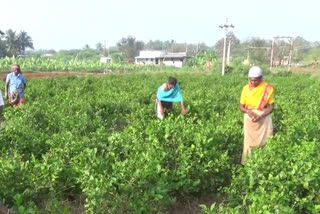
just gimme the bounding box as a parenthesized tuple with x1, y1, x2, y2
(180, 102, 187, 115)
(246, 110, 262, 122)
(246, 110, 256, 118)
(158, 101, 164, 116)
(160, 108, 164, 116)
(252, 115, 262, 122)
(182, 109, 187, 115)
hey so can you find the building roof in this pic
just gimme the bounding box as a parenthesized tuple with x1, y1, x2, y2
(135, 51, 187, 59)
(135, 50, 164, 59)
(161, 52, 187, 58)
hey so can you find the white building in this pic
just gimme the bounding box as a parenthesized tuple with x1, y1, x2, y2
(161, 52, 188, 68)
(42, 53, 53, 57)
(135, 51, 188, 68)
(135, 51, 164, 65)
(100, 56, 112, 64)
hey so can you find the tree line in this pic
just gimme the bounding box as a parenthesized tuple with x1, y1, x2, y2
(1, 29, 319, 66)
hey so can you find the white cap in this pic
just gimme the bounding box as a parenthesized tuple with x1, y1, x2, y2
(248, 66, 263, 77)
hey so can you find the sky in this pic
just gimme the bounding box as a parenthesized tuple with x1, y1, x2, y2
(1, 0, 319, 51)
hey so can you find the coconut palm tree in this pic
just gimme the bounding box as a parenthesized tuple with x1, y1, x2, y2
(4, 29, 34, 57)
(4, 29, 20, 57)
(17, 30, 34, 54)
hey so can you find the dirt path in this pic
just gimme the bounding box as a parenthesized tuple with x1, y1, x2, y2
(0, 71, 212, 81)
(0, 72, 104, 80)
(168, 193, 219, 214)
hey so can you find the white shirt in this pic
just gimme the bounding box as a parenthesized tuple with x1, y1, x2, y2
(0, 90, 4, 106)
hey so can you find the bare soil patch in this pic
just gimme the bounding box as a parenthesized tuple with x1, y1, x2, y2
(291, 67, 319, 76)
(168, 193, 222, 214)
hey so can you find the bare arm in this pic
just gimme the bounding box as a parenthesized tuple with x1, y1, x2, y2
(260, 103, 273, 117)
(253, 103, 273, 122)
(23, 76, 26, 90)
(156, 93, 164, 116)
(180, 102, 187, 115)
(158, 100, 164, 116)
(239, 104, 247, 114)
(239, 104, 256, 118)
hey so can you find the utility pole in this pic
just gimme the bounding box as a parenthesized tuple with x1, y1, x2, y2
(222, 33, 227, 73)
(104, 40, 107, 57)
(270, 38, 275, 69)
(288, 38, 293, 70)
(171, 39, 174, 52)
(226, 36, 232, 65)
(219, 19, 234, 76)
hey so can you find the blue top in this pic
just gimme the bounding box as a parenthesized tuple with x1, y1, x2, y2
(6, 72, 26, 98)
(157, 84, 183, 102)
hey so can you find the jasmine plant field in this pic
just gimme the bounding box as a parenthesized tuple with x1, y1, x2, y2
(0, 72, 318, 214)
